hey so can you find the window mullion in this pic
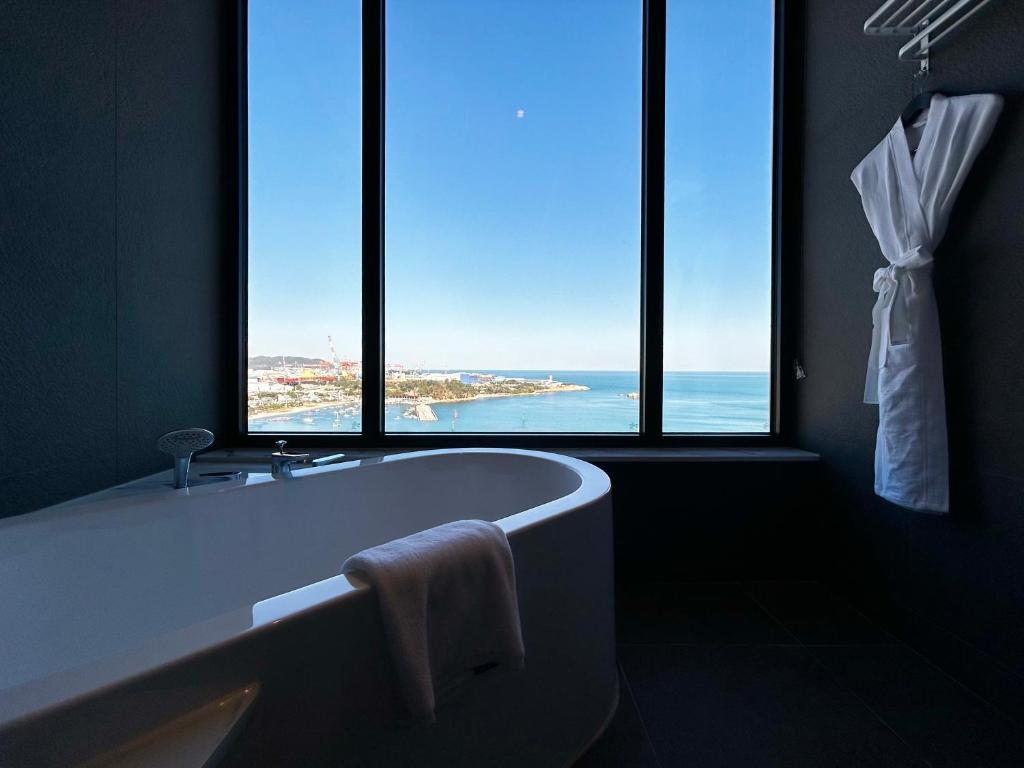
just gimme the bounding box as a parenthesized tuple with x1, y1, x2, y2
(362, 0, 385, 442)
(640, 0, 666, 440)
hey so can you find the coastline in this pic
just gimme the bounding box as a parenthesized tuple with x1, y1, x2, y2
(244, 371, 770, 432)
(247, 398, 359, 421)
(248, 383, 590, 421)
(407, 383, 589, 407)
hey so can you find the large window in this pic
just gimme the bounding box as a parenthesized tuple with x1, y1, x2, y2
(246, 0, 362, 433)
(243, 0, 778, 439)
(384, 0, 641, 433)
(663, 0, 773, 433)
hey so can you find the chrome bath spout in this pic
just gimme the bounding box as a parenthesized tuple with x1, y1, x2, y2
(270, 440, 346, 479)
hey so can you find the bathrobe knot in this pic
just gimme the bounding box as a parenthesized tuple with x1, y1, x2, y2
(870, 244, 933, 370)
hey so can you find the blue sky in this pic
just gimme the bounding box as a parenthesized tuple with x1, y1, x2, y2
(248, 0, 772, 372)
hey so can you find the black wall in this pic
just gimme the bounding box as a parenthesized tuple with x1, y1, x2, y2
(795, 0, 1024, 723)
(0, 1, 236, 518)
(604, 460, 822, 583)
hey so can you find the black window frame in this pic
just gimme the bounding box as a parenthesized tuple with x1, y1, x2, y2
(236, 0, 792, 449)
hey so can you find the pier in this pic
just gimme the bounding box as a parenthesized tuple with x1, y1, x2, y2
(414, 403, 438, 421)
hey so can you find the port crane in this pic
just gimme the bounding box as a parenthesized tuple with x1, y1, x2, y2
(327, 335, 339, 370)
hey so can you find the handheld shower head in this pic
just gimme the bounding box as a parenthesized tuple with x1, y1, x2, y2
(157, 428, 215, 488)
(157, 428, 215, 457)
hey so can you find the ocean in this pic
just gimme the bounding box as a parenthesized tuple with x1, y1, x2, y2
(249, 371, 770, 434)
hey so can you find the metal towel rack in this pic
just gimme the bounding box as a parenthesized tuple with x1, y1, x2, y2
(864, 0, 998, 75)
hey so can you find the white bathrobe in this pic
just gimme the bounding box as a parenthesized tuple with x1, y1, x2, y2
(851, 93, 1002, 513)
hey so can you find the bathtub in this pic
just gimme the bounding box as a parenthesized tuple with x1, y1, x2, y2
(0, 449, 617, 767)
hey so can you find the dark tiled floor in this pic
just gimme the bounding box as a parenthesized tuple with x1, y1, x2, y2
(616, 582, 794, 645)
(576, 581, 1024, 768)
(574, 669, 660, 768)
(745, 580, 898, 645)
(813, 645, 1024, 768)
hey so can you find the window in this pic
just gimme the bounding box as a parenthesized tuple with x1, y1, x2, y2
(663, 0, 773, 433)
(245, 0, 362, 433)
(384, 0, 641, 433)
(243, 0, 779, 439)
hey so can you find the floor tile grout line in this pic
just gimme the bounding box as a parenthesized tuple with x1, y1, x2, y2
(816, 581, 902, 643)
(802, 654, 935, 768)
(743, 583, 935, 768)
(744, 579, 904, 644)
(887, 633, 1024, 736)
(617, 662, 665, 768)
(785, 641, 901, 647)
(817, 581, 1024, 734)
(617, 641, 901, 648)
(928, 621, 1024, 681)
(738, 583, 803, 644)
(742, 580, 911, 646)
(621, 579, 746, 587)
(618, 642, 808, 648)
(617, 580, 807, 647)
(617, 639, 932, 768)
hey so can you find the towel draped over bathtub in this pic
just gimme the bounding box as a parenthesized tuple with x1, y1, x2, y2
(342, 519, 525, 723)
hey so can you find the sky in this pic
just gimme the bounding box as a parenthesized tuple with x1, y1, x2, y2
(248, 0, 773, 372)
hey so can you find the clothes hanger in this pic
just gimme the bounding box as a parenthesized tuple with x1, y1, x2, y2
(899, 49, 938, 129)
(901, 90, 936, 127)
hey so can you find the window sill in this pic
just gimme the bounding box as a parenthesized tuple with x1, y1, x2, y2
(201, 446, 818, 466)
(558, 447, 817, 462)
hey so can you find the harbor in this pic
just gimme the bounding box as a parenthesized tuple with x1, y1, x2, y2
(247, 369, 770, 434)
(247, 355, 592, 425)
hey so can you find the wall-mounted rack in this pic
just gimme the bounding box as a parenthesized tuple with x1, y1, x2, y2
(864, 0, 998, 75)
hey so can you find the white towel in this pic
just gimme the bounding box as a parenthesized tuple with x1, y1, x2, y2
(342, 520, 525, 722)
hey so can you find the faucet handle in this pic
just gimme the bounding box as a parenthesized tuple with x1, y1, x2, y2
(274, 439, 288, 454)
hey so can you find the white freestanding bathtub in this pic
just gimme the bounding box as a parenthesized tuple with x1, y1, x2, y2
(0, 449, 617, 767)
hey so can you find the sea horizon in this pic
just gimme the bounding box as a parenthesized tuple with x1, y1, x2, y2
(248, 359, 770, 375)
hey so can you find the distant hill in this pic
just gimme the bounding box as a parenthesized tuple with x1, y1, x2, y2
(248, 355, 326, 370)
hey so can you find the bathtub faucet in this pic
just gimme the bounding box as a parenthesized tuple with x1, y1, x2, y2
(270, 440, 346, 479)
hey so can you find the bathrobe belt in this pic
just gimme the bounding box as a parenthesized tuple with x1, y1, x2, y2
(867, 244, 933, 384)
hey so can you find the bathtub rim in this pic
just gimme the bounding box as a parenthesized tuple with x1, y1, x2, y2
(0, 448, 611, 735)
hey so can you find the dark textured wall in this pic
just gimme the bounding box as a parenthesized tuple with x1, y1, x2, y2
(605, 460, 822, 582)
(795, 0, 1024, 723)
(0, 1, 235, 517)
